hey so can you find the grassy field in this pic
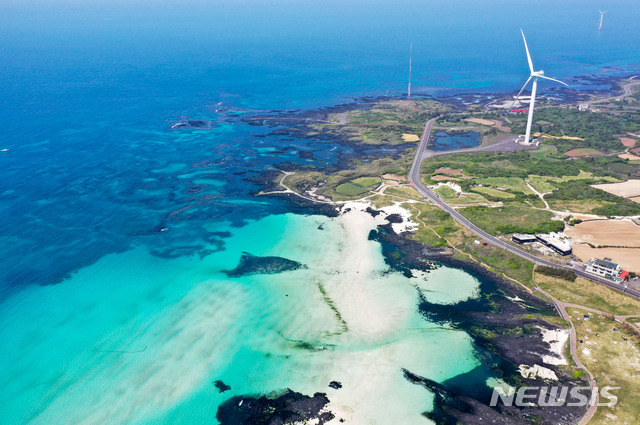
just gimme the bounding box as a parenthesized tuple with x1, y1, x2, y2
(383, 186, 425, 201)
(459, 206, 559, 235)
(408, 203, 452, 247)
(443, 193, 490, 206)
(461, 241, 536, 285)
(547, 199, 612, 214)
(335, 176, 381, 196)
(471, 187, 516, 199)
(534, 272, 640, 316)
(475, 177, 535, 195)
(434, 185, 459, 198)
(568, 308, 640, 425)
(529, 143, 561, 160)
(528, 176, 557, 193)
(407, 202, 536, 284)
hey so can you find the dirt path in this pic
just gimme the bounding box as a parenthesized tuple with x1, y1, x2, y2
(525, 180, 551, 210)
(531, 285, 599, 425)
(259, 171, 333, 204)
(532, 282, 640, 425)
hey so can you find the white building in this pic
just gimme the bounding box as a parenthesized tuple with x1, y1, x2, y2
(536, 234, 572, 256)
(586, 257, 623, 281)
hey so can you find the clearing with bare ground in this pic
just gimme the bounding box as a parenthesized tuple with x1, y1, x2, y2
(618, 153, 640, 160)
(489, 119, 511, 132)
(592, 180, 640, 203)
(464, 117, 494, 126)
(382, 173, 406, 182)
(620, 136, 637, 148)
(401, 133, 420, 142)
(564, 220, 640, 248)
(571, 245, 640, 273)
(430, 175, 460, 181)
(432, 167, 472, 178)
(564, 148, 604, 157)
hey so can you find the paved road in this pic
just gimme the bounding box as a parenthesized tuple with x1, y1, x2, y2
(586, 80, 640, 106)
(408, 116, 640, 300)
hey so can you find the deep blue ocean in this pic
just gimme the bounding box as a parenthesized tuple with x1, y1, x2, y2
(2, 0, 639, 295)
(1, 1, 639, 423)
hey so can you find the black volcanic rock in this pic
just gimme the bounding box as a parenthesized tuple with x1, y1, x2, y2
(328, 381, 342, 389)
(216, 389, 334, 425)
(385, 213, 403, 223)
(222, 252, 307, 277)
(214, 380, 231, 393)
(170, 119, 214, 130)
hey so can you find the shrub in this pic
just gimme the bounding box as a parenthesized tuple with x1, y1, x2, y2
(536, 265, 577, 282)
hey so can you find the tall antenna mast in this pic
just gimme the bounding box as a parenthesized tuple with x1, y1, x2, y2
(408, 43, 412, 100)
(598, 10, 607, 31)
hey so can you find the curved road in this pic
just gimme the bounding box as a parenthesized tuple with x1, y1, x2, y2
(408, 116, 640, 300)
(586, 79, 640, 106)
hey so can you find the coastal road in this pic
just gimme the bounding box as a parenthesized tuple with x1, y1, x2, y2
(408, 116, 640, 300)
(585, 79, 640, 106)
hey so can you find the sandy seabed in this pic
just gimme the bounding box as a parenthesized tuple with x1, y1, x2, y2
(1, 204, 484, 425)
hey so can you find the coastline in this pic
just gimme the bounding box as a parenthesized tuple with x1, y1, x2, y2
(241, 73, 640, 422)
(240, 195, 588, 424)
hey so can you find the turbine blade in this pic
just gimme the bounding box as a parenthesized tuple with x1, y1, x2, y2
(539, 75, 569, 86)
(510, 76, 532, 109)
(521, 29, 534, 73)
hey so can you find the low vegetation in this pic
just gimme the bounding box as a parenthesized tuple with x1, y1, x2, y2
(536, 265, 577, 281)
(314, 99, 451, 146)
(510, 107, 640, 153)
(475, 176, 534, 195)
(568, 308, 640, 425)
(335, 177, 381, 196)
(546, 180, 640, 217)
(534, 272, 640, 316)
(471, 187, 516, 199)
(459, 206, 562, 235)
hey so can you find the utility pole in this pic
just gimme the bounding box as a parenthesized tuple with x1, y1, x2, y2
(408, 43, 412, 100)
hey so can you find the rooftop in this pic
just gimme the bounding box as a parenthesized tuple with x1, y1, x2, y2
(589, 257, 620, 270)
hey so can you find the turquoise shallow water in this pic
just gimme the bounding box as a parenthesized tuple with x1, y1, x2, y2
(2, 0, 640, 423)
(0, 211, 482, 424)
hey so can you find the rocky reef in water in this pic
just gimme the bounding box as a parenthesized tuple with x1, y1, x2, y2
(222, 252, 307, 277)
(216, 389, 334, 425)
(169, 119, 215, 130)
(368, 219, 589, 424)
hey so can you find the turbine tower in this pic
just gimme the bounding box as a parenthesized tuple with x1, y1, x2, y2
(514, 30, 568, 145)
(408, 43, 412, 100)
(598, 10, 607, 31)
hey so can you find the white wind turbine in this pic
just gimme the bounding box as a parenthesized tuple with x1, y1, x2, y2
(598, 10, 607, 31)
(514, 30, 568, 145)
